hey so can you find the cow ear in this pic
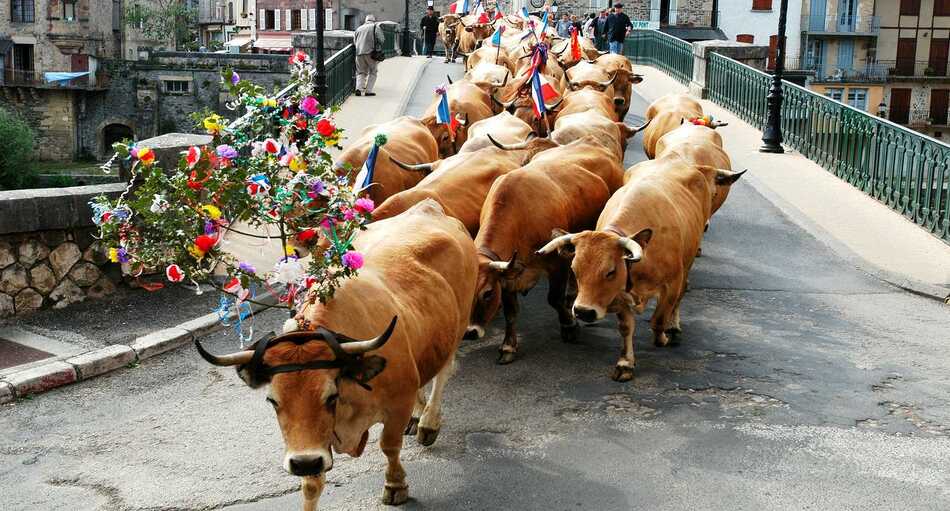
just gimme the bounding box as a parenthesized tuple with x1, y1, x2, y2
(630, 73, 644, 84)
(632, 228, 653, 249)
(352, 355, 387, 384)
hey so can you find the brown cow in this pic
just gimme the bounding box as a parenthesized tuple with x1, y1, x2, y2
(564, 60, 617, 98)
(335, 116, 438, 204)
(195, 199, 477, 511)
(588, 54, 643, 119)
(374, 141, 553, 235)
(465, 62, 511, 98)
(555, 88, 620, 121)
(550, 35, 601, 68)
(654, 119, 728, 157)
(422, 80, 494, 157)
(439, 15, 462, 63)
(457, 16, 494, 55)
(551, 109, 648, 159)
(627, 150, 745, 219)
(458, 110, 534, 153)
(465, 44, 513, 72)
(467, 139, 623, 364)
(645, 93, 703, 120)
(536, 157, 712, 381)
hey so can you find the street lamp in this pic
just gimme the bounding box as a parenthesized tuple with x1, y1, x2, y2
(315, 0, 327, 102)
(760, 0, 788, 153)
(877, 100, 887, 118)
(402, 0, 413, 56)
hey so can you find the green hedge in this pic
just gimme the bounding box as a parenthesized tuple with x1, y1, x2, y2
(0, 107, 36, 190)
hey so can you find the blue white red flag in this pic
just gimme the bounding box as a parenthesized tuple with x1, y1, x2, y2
(491, 25, 505, 45)
(435, 88, 460, 136)
(352, 142, 379, 194)
(449, 0, 469, 14)
(530, 68, 559, 119)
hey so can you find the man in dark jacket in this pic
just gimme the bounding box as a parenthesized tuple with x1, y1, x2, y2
(595, 10, 610, 50)
(420, 6, 440, 58)
(605, 3, 632, 54)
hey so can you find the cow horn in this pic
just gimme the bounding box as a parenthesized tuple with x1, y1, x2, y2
(194, 340, 254, 366)
(389, 156, 433, 173)
(715, 168, 747, 185)
(545, 96, 564, 110)
(458, 49, 472, 57)
(447, 74, 454, 85)
(598, 50, 608, 55)
(599, 73, 617, 88)
(339, 316, 399, 354)
(618, 237, 644, 262)
(536, 233, 575, 256)
(487, 133, 530, 150)
(491, 70, 510, 88)
(488, 251, 518, 272)
(712, 120, 729, 128)
(624, 118, 651, 136)
(491, 93, 516, 109)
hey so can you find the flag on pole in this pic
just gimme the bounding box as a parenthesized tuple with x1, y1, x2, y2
(352, 140, 381, 194)
(435, 86, 460, 137)
(570, 26, 582, 60)
(530, 68, 559, 119)
(491, 25, 505, 46)
(473, 1, 489, 23)
(449, 0, 469, 14)
(538, 11, 549, 36)
(520, 6, 530, 19)
(494, 7, 504, 20)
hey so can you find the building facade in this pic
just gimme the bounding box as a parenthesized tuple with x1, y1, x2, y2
(717, 0, 803, 71)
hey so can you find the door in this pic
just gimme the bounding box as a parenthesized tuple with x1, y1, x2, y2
(897, 38, 917, 76)
(931, 89, 949, 125)
(809, 0, 827, 31)
(837, 0, 855, 32)
(889, 88, 912, 124)
(660, 0, 670, 25)
(837, 40, 854, 72)
(807, 39, 825, 76)
(929, 39, 949, 76)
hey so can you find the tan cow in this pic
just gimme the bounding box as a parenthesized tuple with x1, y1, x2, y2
(641, 94, 706, 158)
(335, 116, 438, 204)
(439, 15, 462, 63)
(628, 149, 745, 219)
(465, 44, 513, 72)
(645, 93, 703, 120)
(464, 63, 511, 98)
(467, 138, 623, 364)
(550, 35, 602, 68)
(422, 80, 495, 157)
(654, 119, 727, 154)
(536, 157, 712, 381)
(195, 199, 477, 510)
(564, 60, 617, 98)
(588, 54, 643, 119)
(555, 88, 620, 121)
(551, 109, 648, 159)
(457, 16, 494, 55)
(374, 141, 552, 235)
(458, 110, 534, 153)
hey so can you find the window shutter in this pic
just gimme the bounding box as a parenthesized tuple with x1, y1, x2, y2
(259, 9, 265, 30)
(285, 10, 291, 30)
(301, 8, 308, 31)
(274, 9, 280, 30)
(309, 9, 317, 30)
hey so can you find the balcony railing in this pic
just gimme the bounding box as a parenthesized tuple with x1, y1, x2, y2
(2, 69, 110, 89)
(789, 58, 890, 82)
(630, 8, 719, 28)
(802, 15, 879, 35)
(873, 59, 950, 78)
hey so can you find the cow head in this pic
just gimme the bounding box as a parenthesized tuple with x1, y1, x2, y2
(610, 70, 642, 113)
(422, 113, 468, 157)
(194, 318, 397, 478)
(466, 251, 524, 338)
(536, 229, 652, 322)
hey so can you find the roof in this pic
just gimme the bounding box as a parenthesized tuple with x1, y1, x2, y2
(660, 27, 727, 42)
(253, 34, 292, 52)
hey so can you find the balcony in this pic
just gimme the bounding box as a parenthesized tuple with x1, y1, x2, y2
(876, 60, 950, 80)
(1, 69, 110, 90)
(790, 58, 889, 83)
(198, 2, 231, 25)
(802, 15, 879, 36)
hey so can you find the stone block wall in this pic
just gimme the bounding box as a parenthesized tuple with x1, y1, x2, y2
(0, 183, 125, 317)
(0, 88, 77, 161)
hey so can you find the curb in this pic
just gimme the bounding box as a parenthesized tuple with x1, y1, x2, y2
(0, 287, 283, 404)
(395, 57, 431, 117)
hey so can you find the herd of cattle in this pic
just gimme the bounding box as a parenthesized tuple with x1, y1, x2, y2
(196, 12, 746, 510)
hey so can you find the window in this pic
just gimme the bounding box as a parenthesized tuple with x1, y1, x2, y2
(163, 80, 190, 94)
(824, 88, 844, 101)
(930, 39, 949, 75)
(736, 34, 754, 43)
(291, 9, 301, 30)
(847, 88, 868, 110)
(938, 0, 950, 17)
(11, 0, 35, 22)
(63, 0, 76, 21)
(896, 38, 917, 75)
(265, 9, 275, 29)
(900, 0, 920, 16)
(889, 88, 912, 124)
(752, 0, 772, 10)
(931, 89, 949, 124)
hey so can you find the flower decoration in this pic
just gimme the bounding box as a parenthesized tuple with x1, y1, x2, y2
(91, 52, 374, 326)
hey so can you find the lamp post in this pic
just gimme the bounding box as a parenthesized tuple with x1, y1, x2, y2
(877, 100, 887, 118)
(760, 0, 788, 153)
(402, 0, 413, 56)
(315, 0, 327, 102)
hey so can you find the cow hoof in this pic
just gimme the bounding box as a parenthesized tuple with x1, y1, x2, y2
(654, 333, 670, 347)
(497, 350, 517, 365)
(417, 427, 440, 447)
(695, 247, 703, 257)
(381, 485, 409, 506)
(404, 417, 420, 436)
(560, 324, 579, 343)
(611, 365, 635, 382)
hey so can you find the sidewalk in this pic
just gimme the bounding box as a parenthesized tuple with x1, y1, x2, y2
(634, 64, 950, 300)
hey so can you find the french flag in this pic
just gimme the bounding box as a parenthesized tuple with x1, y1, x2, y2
(353, 142, 380, 194)
(530, 68, 559, 119)
(436, 89, 460, 136)
(473, 1, 489, 23)
(494, 8, 504, 20)
(449, 0, 468, 14)
(491, 25, 505, 46)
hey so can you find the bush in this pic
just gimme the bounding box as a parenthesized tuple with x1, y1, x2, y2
(0, 107, 36, 190)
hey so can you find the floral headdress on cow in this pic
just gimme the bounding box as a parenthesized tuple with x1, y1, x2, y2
(91, 50, 371, 339)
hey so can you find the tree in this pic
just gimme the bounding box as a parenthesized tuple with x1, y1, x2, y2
(125, 0, 197, 50)
(0, 107, 36, 190)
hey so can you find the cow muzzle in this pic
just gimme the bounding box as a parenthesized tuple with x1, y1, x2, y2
(614, 97, 626, 106)
(464, 325, 485, 340)
(286, 450, 333, 476)
(572, 304, 602, 323)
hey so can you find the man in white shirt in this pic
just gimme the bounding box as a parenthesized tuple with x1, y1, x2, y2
(354, 14, 385, 96)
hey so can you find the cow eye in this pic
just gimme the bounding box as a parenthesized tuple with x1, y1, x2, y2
(606, 268, 616, 280)
(266, 397, 279, 409)
(326, 393, 339, 409)
(481, 288, 494, 301)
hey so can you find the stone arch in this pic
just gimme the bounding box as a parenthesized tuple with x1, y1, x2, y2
(97, 119, 136, 158)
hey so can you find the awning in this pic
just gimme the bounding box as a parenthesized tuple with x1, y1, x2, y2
(253, 34, 293, 52)
(44, 71, 90, 83)
(226, 35, 252, 48)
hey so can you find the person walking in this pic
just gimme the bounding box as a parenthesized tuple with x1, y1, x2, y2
(595, 10, 609, 51)
(556, 13, 572, 38)
(605, 3, 632, 55)
(420, 6, 440, 58)
(354, 14, 385, 96)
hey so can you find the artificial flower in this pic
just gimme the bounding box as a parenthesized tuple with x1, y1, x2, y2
(135, 147, 155, 165)
(200, 204, 222, 220)
(296, 229, 317, 243)
(204, 220, 216, 235)
(288, 50, 309, 64)
(185, 146, 201, 168)
(150, 194, 169, 214)
(300, 96, 319, 116)
(166, 264, 185, 282)
(354, 197, 375, 214)
(216, 144, 238, 160)
(342, 250, 364, 269)
(289, 156, 307, 172)
(195, 234, 217, 253)
(272, 257, 305, 284)
(230, 71, 240, 85)
(238, 261, 256, 274)
(203, 114, 225, 135)
(263, 138, 281, 154)
(108, 247, 120, 263)
(316, 119, 336, 137)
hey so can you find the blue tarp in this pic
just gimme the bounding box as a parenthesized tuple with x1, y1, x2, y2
(43, 71, 90, 83)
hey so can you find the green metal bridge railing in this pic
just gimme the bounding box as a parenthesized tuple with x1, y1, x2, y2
(624, 30, 693, 86)
(380, 24, 399, 59)
(624, 29, 950, 244)
(324, 44, 356, 107)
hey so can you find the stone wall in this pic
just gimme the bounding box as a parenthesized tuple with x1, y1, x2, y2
(0, 184, 125, 317)
(0, 88, 78, 161)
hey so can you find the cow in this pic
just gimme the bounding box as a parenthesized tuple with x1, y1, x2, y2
(465, 62, 511, 98)
(457, 16, 494, 56)
(465, 44, 513, 72)
(439, 15, 462, 63)
(564, 60, 618, 98)
(467, 137, 624, 364)
(625, 152, 745, 221)
(422, 80, 495, 157)
(536, 157, 713, 382)
(334, 116, 438, 204)
(490, 134, 626, 193)
(194, 199, 477, 511)
(645, 93, 704, 120)
(555, 88, 620, 122)
(654, 118, 728, 157)
(374, 141, 553, 235)
(458, 110, 534, 153)
(551, 109, 648, 159)
(588, 54, 643, 119)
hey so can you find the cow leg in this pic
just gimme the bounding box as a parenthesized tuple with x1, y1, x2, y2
(405, 388, 427, 436)
(666, 276, 688, 336)
(380, 419, 410, 506)
(651, 285, 679, 347)
(417, 355, 455, 447)
(611, 309, 636, 382)
(301, 475, 325, 511)
(497, 289, 520, 365)
(547, 266, 578, 343)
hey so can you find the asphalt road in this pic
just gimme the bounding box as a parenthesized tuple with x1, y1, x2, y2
(3, 61, 950, 511)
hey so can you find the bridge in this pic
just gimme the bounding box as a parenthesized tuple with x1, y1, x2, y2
(1, 32, 950, 510)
